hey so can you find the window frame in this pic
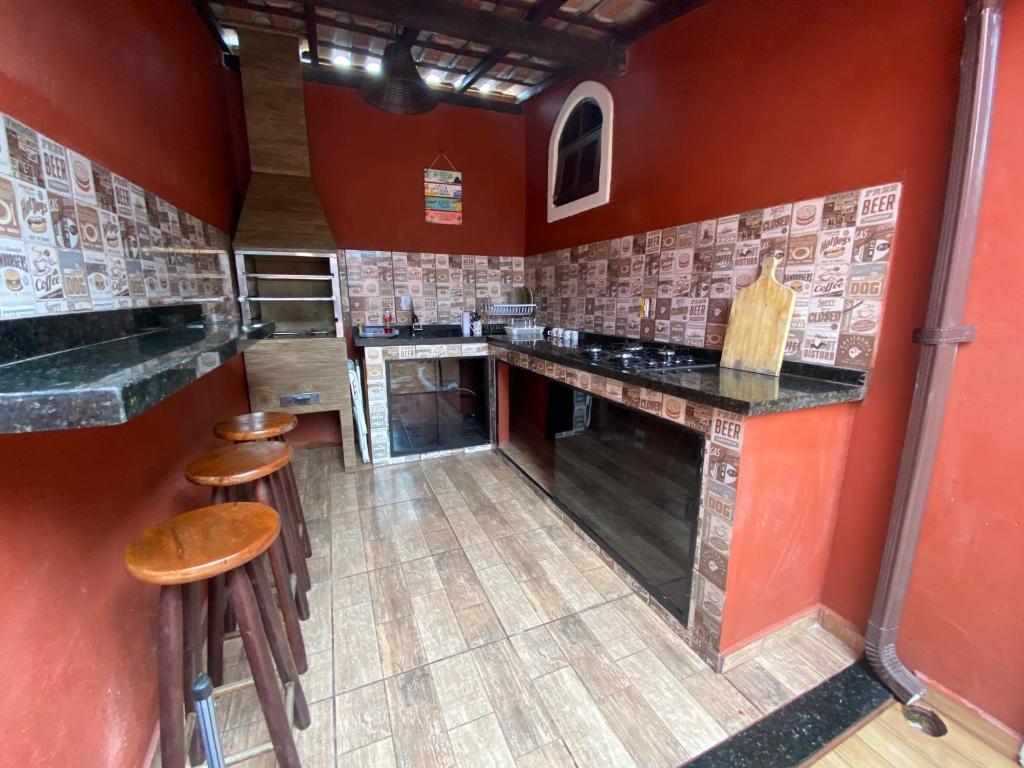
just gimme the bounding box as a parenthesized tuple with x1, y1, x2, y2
(547, 81, 614, 223)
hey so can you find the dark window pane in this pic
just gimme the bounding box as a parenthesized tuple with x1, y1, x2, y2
(554, 98, 603, 206)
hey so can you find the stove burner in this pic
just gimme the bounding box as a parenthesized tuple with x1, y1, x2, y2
(574, 339, 716, 373)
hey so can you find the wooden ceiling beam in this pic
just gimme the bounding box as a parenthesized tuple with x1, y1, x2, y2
(213, 0, 556, 72)
(319, 37, 538, 87)
(514, 67, 574, 103)
(499, 0, 618, 35)
(618, 0, 711, 44)
(455, 0, 566, 94)
(304, 63, 522, 114)
(313, 0, 627, 74)
(303, 1, 321, 67)
(192, 0, 230, 54)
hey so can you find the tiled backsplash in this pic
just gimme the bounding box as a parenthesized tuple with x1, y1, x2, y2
(0, 113, 232, 321)
(342, 251, 526, 326)
(526, 182, 902, 370)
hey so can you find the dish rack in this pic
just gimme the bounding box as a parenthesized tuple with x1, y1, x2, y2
(485, 303, 544, 340)
(486, 303, 536, 317)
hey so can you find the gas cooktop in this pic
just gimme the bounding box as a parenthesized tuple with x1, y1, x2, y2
(575, 341, 717, 372)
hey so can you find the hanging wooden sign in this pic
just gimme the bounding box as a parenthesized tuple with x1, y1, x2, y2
(424, 155, 462, 225)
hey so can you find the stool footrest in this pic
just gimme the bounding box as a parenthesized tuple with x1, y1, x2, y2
(210, 677, 254, 698)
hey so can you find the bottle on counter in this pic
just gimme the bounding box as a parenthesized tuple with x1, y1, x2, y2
(383, 310, 393, 335)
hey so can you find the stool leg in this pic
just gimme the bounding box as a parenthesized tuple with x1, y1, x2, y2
(183, 582, 206, 766)
(246, 555, 311, 728)
(271, 470, 311, 592)
(207, 573, 227, 686)
(257, 475, 311, 612)
(267, 537, 309, 667)
(283, 462, 312, 558)
(157, 585, 186, 768)
(212, 487, 238, 634)
(227, 568, 302, 768)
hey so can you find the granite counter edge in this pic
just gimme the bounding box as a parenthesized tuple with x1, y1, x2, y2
(487, 337, 866, 416)
(0, 325, 274, 434)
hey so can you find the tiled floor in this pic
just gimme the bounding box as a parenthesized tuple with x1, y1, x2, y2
(215, 447, 859, 767)
(811, 702, 1019, 767)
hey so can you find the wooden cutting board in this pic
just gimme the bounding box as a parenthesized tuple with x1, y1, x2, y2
(721, 254, 796, 376)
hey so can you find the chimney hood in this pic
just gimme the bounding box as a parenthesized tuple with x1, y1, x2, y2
(234, 28, 334, 251)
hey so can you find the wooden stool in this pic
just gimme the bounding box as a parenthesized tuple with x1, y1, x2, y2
(124, 503, 310, 768)
(185, 442, 312, 633)
(214, 412, 311, 559)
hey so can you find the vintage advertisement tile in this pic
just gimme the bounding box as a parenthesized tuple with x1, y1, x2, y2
(0, 237, 34, 318)
(0, 175, 22, 239)
(12, 180, 54, 247)
(4, 117, 44, 187)
(856, 182, 901, 227)
(39, 136, 71, 197)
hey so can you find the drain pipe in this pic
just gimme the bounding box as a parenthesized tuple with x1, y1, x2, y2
(865, 0, 1003, 703)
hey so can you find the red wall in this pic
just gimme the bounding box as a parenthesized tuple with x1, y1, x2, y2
(896, 1, 1024, 733)
(522, 0, 1024, 726)
(0, 1, 250, 764)
(722, 404, 856, 651)
(0, 359, 251, 766)
(305, 83, 525, 255)
(525, 0, 1024, 736)
(0, 0, 244, 233)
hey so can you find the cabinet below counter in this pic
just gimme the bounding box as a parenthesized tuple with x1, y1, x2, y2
(361, 341, 493, 465)
(489, 335, 862, 668)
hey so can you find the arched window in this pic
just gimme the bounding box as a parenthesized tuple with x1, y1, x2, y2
(547, 81, 613, 222)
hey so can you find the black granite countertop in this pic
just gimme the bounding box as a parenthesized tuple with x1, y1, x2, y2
(0, 313, 274, 433)
(688, 661, 891, 767)
(354, 324, 498, 347)
(488, 336, 867, 416)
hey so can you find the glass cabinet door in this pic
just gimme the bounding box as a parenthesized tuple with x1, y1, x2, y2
(387, 360, 440, 455)
(387, 357, 489, 457)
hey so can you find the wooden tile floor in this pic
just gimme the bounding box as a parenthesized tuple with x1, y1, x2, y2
(213, 447, 859, 767)
(809, 701, 1020, 768)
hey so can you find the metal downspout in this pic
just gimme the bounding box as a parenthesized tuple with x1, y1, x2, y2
(864, 0, 1003, 702)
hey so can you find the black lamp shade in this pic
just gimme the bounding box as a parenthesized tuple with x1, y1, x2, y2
(361, 42, 438, 115)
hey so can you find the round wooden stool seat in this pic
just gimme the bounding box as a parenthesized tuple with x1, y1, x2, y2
(214, 411, 298, 442)
(124, 502, 280, 585)
(185, 441, 292, 487)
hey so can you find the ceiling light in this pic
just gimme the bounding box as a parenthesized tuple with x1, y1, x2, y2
(426, 72, 443, 86)
(366, 59, 382, 75)
(221, 28, 239, 48)
(332, 53, 351, 68)
(479, 81, 493, 94)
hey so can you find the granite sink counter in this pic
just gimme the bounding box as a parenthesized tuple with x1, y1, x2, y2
(354, 324, 502, 347)
(488, 336, 867, 416)
(0, 306, 274, 433)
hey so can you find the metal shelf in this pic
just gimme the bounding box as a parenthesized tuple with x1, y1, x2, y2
(246, 273, 334, 281)
(242, 296, 336, 302)
(235, 249, 343, 336)
(235, 249, 335, 258)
